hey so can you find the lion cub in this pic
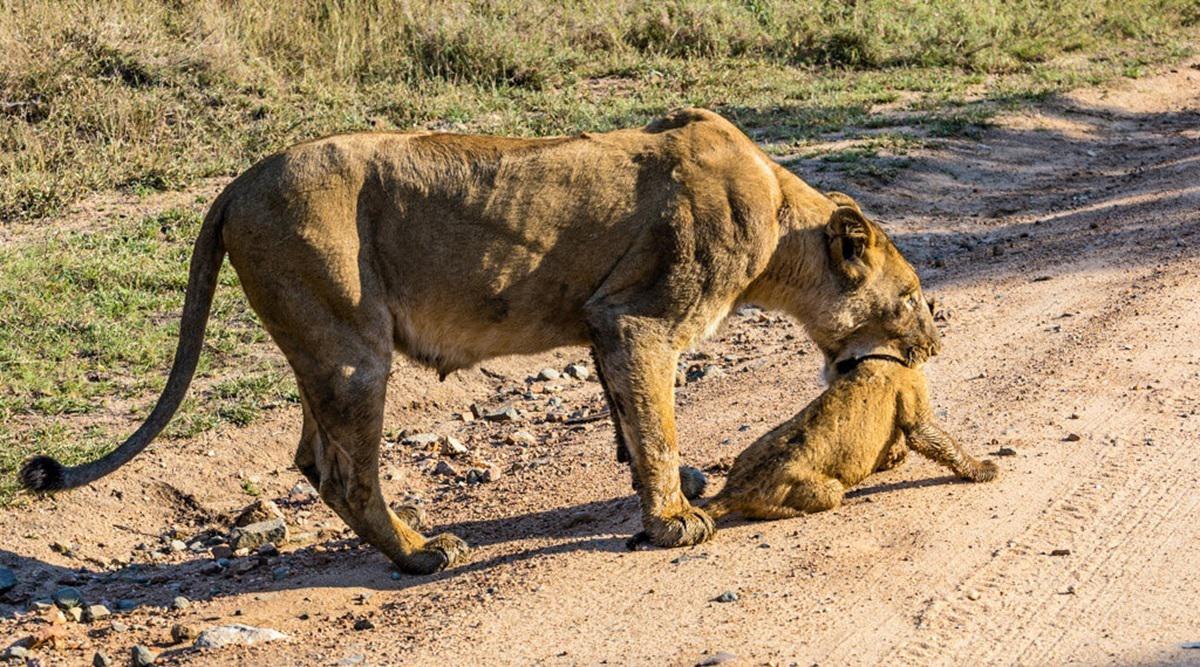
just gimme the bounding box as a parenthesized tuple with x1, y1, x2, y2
(704, 356, 997, 521)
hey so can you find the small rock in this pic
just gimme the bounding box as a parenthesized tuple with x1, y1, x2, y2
(353, 618, 374, 631)
(0, 566, 17, 595)
(384, 466, 406, 482)
(92, 650, 112, 667)
(466, 465, 502, 484)
(194, 624, 288, 649)
(564, 363, 590, 381)
(441, 436, 469, 457)
(210, 545, 234, 560)
(257, 543, 280, 558)
(1049, 548, 1071, 557)
(994, 447, 1018, 457)
(432, 460, 460, 477)
(713, 591, 738, 603)
(111, 620, 129, 633)
(337, 655, 366, 666)
(66, 606, 83, 622)
(169, 539, 187, 552)
(536, 367, 560, 381)
(679, 466, 708, 500)
(505, 430, 536, 447)
(53, 586, 83, 609)
(401, 432, 441, 448)
(234, 499, 285, 528)
(131, 645, 156, 667)
(1064, 433, 1082, 442)
(171, 596, 191, 611)
(84, 604, 110, 622)
(230, 518, 288, 551)
(289, 480, 318, 502)
(5, 646, 30, 660)
(696, 651, 739, 666)
(170, 623, 198, 644)
(966, 589, 981, 601)
(484, 405, 520, 422)
(272, 566, 290, 581)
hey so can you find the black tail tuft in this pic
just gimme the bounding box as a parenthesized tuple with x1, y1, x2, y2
(19, 455, 66, 492)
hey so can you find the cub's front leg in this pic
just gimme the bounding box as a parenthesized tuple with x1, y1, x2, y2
(907, 420, 998, 482)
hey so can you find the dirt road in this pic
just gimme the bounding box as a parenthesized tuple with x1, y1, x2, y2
(2, 64, 1199, 666)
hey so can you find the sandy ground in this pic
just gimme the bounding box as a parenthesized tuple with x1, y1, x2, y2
(2, 62, 1199, 666)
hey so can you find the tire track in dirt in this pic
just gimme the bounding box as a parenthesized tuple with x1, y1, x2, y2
(882, 260, 1200, 666)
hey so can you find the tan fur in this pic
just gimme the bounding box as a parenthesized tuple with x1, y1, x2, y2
(23, 109, 942, 574)
(705, 359, 997, 521)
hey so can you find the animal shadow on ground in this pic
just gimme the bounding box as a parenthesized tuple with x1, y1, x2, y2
(0, 469, 960, 617)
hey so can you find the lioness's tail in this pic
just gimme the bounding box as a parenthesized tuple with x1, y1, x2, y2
(20, 193, 230, 492)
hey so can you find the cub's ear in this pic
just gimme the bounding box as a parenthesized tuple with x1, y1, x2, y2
(825, 191, 863, 213)
(825, 205, 876, 284)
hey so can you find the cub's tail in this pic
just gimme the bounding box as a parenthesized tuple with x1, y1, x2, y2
(19, 192, 231, 492)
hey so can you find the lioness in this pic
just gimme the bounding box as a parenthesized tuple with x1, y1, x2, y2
(704, 355, 997, 521)
(20, 108, 940, 574)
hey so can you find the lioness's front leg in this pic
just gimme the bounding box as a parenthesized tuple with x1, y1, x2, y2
(589, 320, 715, 547)
(907, 420, 998, 482)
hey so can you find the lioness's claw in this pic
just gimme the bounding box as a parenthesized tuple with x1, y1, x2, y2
(398, 533, 470, 575)
(645, 505, 716, 547)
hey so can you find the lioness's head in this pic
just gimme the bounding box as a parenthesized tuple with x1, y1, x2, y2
(801, 194, 941, 380)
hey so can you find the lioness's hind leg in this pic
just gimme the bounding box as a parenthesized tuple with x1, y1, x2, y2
(294, 398, 322, 488)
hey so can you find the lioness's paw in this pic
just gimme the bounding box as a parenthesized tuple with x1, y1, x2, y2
(646, 505, 716, 548)
(400, 533, 470, 575)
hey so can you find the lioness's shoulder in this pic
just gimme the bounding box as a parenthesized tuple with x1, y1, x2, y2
(643, 108, 754, 149)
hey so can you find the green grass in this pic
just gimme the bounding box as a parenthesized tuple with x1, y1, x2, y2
(1, 0, 1197, 220)
(0, 207, 296, 504)
(0, 0, 1197, 504)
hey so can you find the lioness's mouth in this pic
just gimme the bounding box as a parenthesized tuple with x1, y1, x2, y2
(905, 345, 931, 367)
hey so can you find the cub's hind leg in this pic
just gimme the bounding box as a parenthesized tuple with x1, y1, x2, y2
(908, 421, 998, 482)
(735, 474, 844, 520)
(782, 474, 845, 514)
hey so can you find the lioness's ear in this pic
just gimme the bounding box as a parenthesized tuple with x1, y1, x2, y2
(825, 206, 875, 284)
(825, 191, 862, 213)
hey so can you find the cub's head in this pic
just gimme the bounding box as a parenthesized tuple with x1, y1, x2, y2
(803, 193, 941, 380)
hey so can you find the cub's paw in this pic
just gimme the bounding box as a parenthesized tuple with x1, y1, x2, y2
(399, 533, 470, 575)
(390, 503, 427, 532)
(645, 504, 716, 548)
(973, 459, 999, 483)
(679, 465, 708, 501)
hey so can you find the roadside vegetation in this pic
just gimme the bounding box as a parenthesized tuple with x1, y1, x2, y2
(1, 0, 1197, 503)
